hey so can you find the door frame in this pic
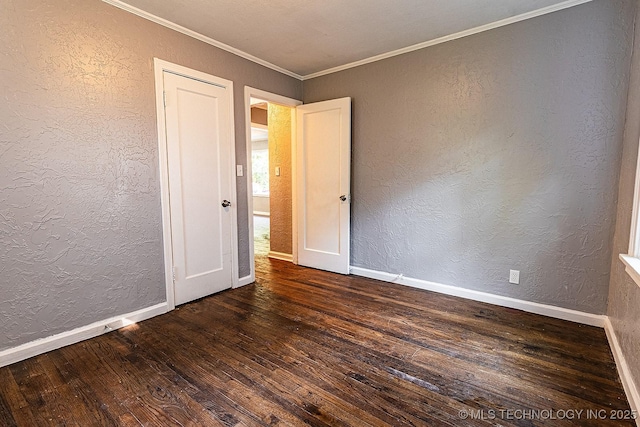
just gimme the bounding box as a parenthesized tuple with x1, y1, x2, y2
(243, 86, 302, 285)
(154, 58, 238, 311)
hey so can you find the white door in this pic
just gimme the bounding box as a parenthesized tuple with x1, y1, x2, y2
(163, 71, 234, 305)
(296, 98, 351, 274)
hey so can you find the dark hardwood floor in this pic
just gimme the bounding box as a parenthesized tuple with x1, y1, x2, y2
(0, 251, 634, 426)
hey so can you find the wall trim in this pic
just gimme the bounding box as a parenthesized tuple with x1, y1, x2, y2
(0, 303, 168, 368)
(604, 318, 640, 423)
(236, 275, 255, 288)
(268, 251, 294, 262)
(101, 0, 302, 80)
(103, 0, 591, 82)
(302, 0, 593, 80)
(350, 266, 605, 327)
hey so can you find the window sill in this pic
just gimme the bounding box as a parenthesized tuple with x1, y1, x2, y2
(619, 254, 640, 289)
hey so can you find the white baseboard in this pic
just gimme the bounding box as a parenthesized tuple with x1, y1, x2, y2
(236, 274, 255, 288)
(604, 318, 640, 423)
(349, 266, 605, 327)
(0, 303, 168, 368)
(268, 251, 293, 262)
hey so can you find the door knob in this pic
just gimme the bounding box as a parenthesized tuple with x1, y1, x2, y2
(339, 195, 347, 202)
(221, 200, 231, 208)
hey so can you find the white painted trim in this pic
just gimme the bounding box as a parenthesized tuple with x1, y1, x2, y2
(102, 0, 302, 80)
(244, 86, 302, 284)
(236, 275, 255, 288)
(268, 251, 293, 262)
(246, 87, 303, 108)
(245, 89, 256, 287)
(227, 84, 240, 291)
(620, 254, 640, 290)
(628, 136, 640, 255)
(154, 58, 176, 311)
(291, 109, 299, 265)
(349, 267, 605, 327)
(604, 318, 640, 424)
(154, 59, 239, 304)
(253, 211, 270, 217)
(0, 303, 168, 368)
(302, 0, 593, 80)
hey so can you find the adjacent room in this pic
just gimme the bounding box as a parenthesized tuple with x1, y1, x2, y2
(1, 0, 640, 425)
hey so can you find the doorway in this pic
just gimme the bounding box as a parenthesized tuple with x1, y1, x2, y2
(249, 105, 270, 257)
(244, 87, 302, 283)
(249, 98, 294, 260)
(244, 87, 352, 283)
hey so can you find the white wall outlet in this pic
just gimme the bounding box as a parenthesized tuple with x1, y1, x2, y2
(509, 269, 520, 284)
(236, 165, 243, 176)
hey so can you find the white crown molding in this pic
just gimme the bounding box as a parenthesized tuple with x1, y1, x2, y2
(604, 318, 640, 424)
(103, 0, 591, 82)
(350, 266, 605, 327)
(101, 0, 303, 80)
(0, 303, 168, 368)
(302, 0, 593, 80)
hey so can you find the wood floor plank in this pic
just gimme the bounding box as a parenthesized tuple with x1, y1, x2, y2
(120, 316, 348, 426)
(0, 252, 634, 426)
(233, 275, 625, 409)
(194, 296, 475, 426)
(61, 337, 223, 427)
(219, 281, 609, 413)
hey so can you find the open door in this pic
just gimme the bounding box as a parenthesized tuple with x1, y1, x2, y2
(296, 98, 351, 274)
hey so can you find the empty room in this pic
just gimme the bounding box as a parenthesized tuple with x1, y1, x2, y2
(1, 0, 640, 425)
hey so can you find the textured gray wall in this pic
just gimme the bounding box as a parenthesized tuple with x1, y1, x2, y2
(0, 0, 301, 351)
(607, 0, 640, 401)
(304, 0, 634, 314)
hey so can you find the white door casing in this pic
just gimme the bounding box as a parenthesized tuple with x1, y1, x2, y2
(296, 98, 351, 274)
(155, 59, 237, 308)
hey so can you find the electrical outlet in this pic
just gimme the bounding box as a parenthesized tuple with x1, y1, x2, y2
(236, 165, 243, 176)
(509, 269, 520, 284)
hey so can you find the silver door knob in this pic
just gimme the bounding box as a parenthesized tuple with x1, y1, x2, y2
(339, 195, 347, 202)
(221, 200, 231, 207)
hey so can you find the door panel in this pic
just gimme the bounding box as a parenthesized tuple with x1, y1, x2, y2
(296, 98, 351, 274)
(164, 71, 233, 305)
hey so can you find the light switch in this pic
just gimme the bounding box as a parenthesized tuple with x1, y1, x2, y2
(275, 166, 281, 176)
(236, 165, 243, 176)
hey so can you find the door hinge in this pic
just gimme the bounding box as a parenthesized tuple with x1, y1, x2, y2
(172, 266, 176, 283)
(163, 91, 167, 107)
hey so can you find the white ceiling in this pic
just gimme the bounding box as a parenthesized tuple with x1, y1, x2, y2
(105, 0, 590, 79)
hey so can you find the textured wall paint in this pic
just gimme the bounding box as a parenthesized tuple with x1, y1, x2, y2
(0, 0, 301, 351)
(268, 104, 293, 254)
(304, 0, 634, 314)
(607, 0, 640, 400)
